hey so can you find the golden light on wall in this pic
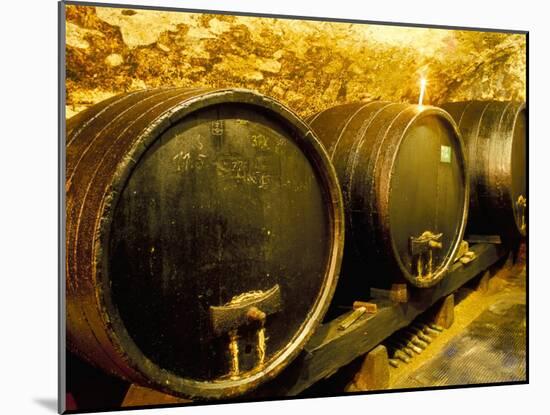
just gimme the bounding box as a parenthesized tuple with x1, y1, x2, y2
(65, 5, 526, 119)
(418, 77, 428, 106)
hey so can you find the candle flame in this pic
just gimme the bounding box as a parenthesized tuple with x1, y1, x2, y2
(418, 77, 427, 106)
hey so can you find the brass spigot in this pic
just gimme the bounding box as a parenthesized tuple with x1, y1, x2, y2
(209, 285, 281, 378)
(410, 231, 444, 278)
(517, 195, 527, 231)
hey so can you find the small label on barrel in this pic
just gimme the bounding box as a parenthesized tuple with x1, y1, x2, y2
(211, 120, 224, 136)
(440, 145, 452, 163)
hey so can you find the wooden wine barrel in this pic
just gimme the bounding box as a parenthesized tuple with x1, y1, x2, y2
(65, 87, 344, 399)
(441, 101, 527, 240)
(307, 103, 468, 289)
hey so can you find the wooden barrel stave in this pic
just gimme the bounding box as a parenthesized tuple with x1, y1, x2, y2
(66, 87, 344, 399)
(67, 88, 208, 383)
(308, 103, 468, 289)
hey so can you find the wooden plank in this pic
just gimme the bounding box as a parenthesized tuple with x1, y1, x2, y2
(349, 345, 390, 391)
(466, 234, 502, 244)
(432, 294, 455, 329)
(121, 385, 190, 408)
(253, 243, 504, 397)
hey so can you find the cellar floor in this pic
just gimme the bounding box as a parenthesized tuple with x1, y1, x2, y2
(303, 249, 527, 396)
(389, 258, 526, 389)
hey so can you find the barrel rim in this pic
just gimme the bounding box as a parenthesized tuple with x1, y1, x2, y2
(381, 105, 470, 288)
(92, 88, 345, 399)
(508, 102, 527, 237)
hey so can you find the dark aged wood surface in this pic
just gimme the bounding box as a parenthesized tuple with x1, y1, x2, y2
(307, 103, 468, 290)
(253, 243, 505, 397)
(442, 101, 527, 242)
(66, 87, 345, 399)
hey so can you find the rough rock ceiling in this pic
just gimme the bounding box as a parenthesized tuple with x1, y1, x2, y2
(65, 5, 526, 119)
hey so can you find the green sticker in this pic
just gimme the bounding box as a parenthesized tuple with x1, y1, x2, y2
(440, 145, 452, 163)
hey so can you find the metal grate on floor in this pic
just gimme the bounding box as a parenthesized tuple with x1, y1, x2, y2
(393, 301, 526, 388)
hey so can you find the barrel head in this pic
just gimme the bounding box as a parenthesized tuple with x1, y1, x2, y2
(389, 113, 467, 286)
(107, 101, 337, 387)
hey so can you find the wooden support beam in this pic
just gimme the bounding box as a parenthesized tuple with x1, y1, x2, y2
(466, 234, 502, 244)
(390, 284, 408, 303)
(348, 345, 389, 391)
(370, 284, 408, 303)
(476, 270, 491, 294)
(352, 301, 378, 314)
(121, 385, 191, 408)
(253, 243, 505, 398)
(432, 294, 455, 329)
